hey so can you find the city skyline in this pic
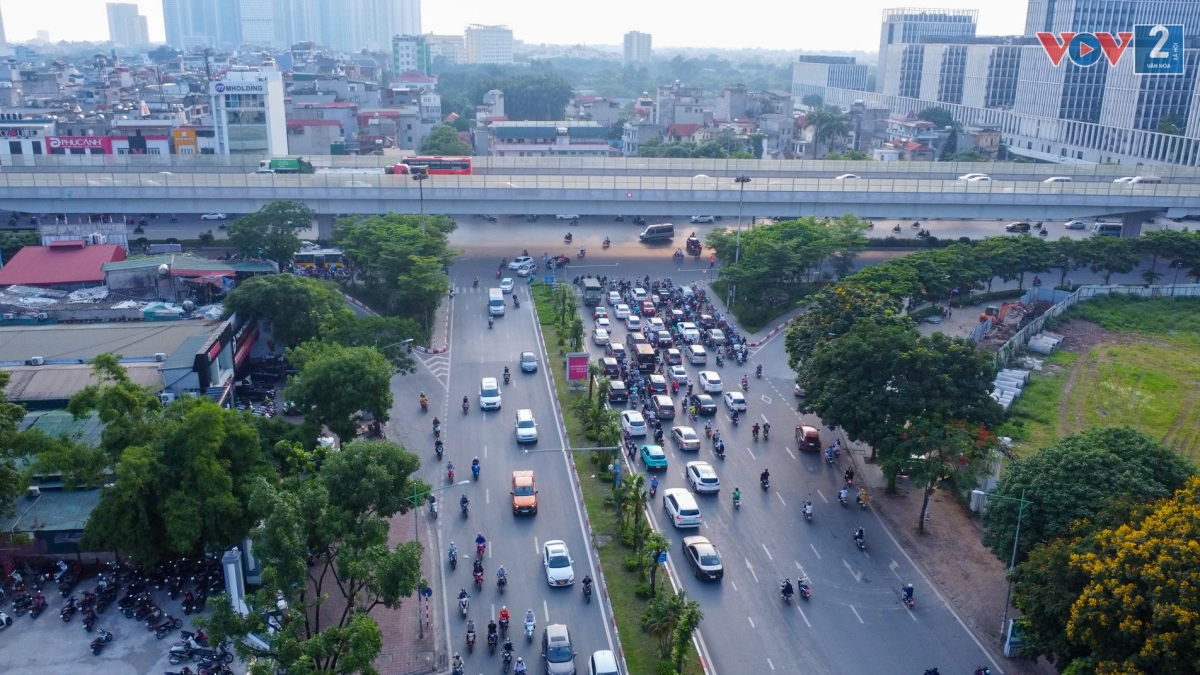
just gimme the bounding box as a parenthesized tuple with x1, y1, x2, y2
(0, 0, 1025, 52)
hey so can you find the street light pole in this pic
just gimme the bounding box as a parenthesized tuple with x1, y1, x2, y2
(408, 478, 470, 639)
(412, 170, 429, 234)
(994, 488, 1032, 642)
(729, 175, 751, 308)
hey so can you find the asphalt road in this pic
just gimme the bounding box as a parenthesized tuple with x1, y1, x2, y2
(389, 260, 617, 675)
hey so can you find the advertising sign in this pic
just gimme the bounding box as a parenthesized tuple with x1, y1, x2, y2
(566, 353, 589, 382)
(210, 81, 267, 94)
(1036, 24, 1184, 74)
(47, 136, 111, 151)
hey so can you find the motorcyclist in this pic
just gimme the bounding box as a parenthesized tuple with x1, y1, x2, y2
(603, 237, 610, 246)
(513, 295, 519, 308)
(474, 276, 479, 287)
(435, 439, 445, 455)
(420, 392, 428, 407)
(460, 494, 469, 511)
(463, 395, 470, 410)
(475, 532, 487, 554)
(845, 467, 855, 484)
(449, 542, 457, 561)
(857, 489, 867, 508)
(504, 366, 510, 381)
(447, 461, 455, 480)
(838, 486, 848, 504)
(763, 422, 770, 439)
(525, 608, 536, 626)
(803, 501, 813, 518)
(854, 527, 865, 544)
(760, 468, 770, 485)
(582, 575, 593, 594)
(487, 618, 498, 642)
(649, 475, 659, 496)
(742, 374, 749, 389)
(732, 411, 740, 425)
(752, 422, 760, 438)
(497, 565, 507, 586)
(781, 578, 794, 599)
(565, 232, 573, 242)
(473, 558, 484, 576)
(732, 487, 741, 505)
(715, 439, 726, 456)
(499, 606, 511, 629)
(433, 417, 441, 432)
(466, 619, 476, 642)
(756, 364, 763, 377)
(471, 457, 481, 478)
(704, 420, 712, 436)
(514, 657, 528, 674)
(579, 246, 586, 257)
(903, 583, 914, 603)
(451, 653, 464, 672)
(488, 317, 494, 329)
(458, 588, 468, 603)
(826, 446, 835, 463)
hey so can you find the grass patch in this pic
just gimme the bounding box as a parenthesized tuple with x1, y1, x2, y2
(710, 279, 815, 333)
(531, 283, 703, 675)
(1070, 295, 1200, 337)
(996, 350, 1079, 456)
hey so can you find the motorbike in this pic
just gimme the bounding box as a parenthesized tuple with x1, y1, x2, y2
(449, 549, 458, 570)
(433, 423, 442, 438)
(436, 441, 444, 459)
(460, 499, 469, 517)
(29, 595, 48, 619)
(855, 537, 866, 551)
(838, 492, 847, 507)
(602, 239, 610, 249)
(741, 380, 749, 392)
(504, 372, 510, 384)
(503, 649, 514, 672)
(420, 398, 428, 411)
(733, 495, 740, 509)
(901, 588, 915, 610)
(155, 615, 183, 639)
(583, 582, 592, 603)
(459, 596, 469, 617)
(564, 233, 573, 244)
(488, 631, 498, 654)
(466, 628, 476, 652)
(752, 427, 759, 441)
(83, 610, 98, 632)
(90, 628, 114, 655)
(715, 443, 725, 459)
(472, 463, 481, 481)
(477, 541, 487, 558)
(798, 583, 812, 601)
(524, 620, 536, 642)
(760, 477, 770, 491)
(474, 570, 484, 591)
(463, 399, 471, 412)
(892, 224, 902, 233)
(912, 220, 921, 228)
(498, 575, 507, 593)
(61, 596, 80, 622)
(781, 584, 794, 604)
(577, 249, 585, 259)
(803, 507, 813, 522)
(429, 498, 438, 518)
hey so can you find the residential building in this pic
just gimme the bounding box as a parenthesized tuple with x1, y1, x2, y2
(757, 113, 796, 157)
(287, 118, 343, 154)
(485, 120, 612, 157)
(393, 35, 431, 75)
(797, 1, 1200, 166)
(425, 33, 464, 64)
(620, 121, 662, 157)
(0, 115, 57, 159)
(654, 82, 710, 127)
(792, 56, 869, 99)
(164, 0, 240, 50)
(464, 25, 513, 64)
(877, 8, 978, 93)
(714, 84, 747, 123)
(568, 95, 622, 126)
(239, 0, 276, 46)
(623, 31, 652, 67)
(210, 65, 287, 155)
(107, 3, 150, 47)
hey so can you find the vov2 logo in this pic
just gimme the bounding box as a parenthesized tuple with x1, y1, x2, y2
(1037, 24, 1184, 74)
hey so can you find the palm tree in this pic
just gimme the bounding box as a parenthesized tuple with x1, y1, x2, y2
(805, 106, 849, 158)
(587, 362, 603, 399)
(641, 594, 676, 657)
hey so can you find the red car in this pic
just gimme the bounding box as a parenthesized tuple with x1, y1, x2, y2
(640, 300, 656, 316)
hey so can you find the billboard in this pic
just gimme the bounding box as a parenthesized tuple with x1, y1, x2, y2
(210, 81, 266, 94)
(47, 136, 113, 152)
(566, 353, 589, 382)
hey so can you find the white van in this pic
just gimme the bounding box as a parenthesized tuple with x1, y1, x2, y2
(488, 288, 505, 316)
(638, 223, 675, 242)
(1130, 176, 1162, 185)
(1043, 176, 1073, 183)
(1091, 223, 1123, 237)
(479, 377, 502, 410)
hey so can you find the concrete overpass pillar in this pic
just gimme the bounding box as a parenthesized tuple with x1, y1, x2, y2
(315, 214, 337, 241)
(1121, 211, 1157, 238)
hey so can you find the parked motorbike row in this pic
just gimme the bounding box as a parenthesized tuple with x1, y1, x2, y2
(4, 555, 229, 662)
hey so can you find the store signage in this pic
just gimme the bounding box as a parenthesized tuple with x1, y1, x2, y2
(211, 81, 266, 94)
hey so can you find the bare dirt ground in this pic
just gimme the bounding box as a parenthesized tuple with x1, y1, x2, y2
(871, 478, 1055, 675)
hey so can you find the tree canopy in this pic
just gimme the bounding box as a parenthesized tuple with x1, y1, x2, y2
(982, 427, 1193, 564)
(918, 106, 955, 129)
(203, 440, 425, 675)
(419, 124, 473, 156)
(224, 274, 352, 348)
(225, 201, 315, 264)
(285, 341, 394, 441)
(0, 372, 31, 516)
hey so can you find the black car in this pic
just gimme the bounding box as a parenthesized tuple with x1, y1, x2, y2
(646, 374, 668, 394)
(548, 254, 571, 268)
(688, 394, 717, 415)
(600, 357, 621, 378)
(608, 379, 628, 403)
(605, 343, 627, 362)
(698, 314, 716, 330)
(1005, 221, 1031, 232)
(654, 330, 675, 349)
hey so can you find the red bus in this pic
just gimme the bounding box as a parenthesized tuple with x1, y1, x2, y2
(389, 156, 473, 175)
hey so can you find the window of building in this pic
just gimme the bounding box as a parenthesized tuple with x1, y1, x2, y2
(31, 142, 41, 154)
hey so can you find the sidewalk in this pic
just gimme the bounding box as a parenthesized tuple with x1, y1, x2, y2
(373, 508, 442, 675)
(698, 277, 809, 347)
(415, 293, 453, 354)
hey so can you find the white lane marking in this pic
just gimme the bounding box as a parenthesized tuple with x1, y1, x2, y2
(746, 446, 756, 460)
(484, 445, 488, 459)
(850, 605, 865, 624)
(529, 292, 618, 659)
(809, 544, 821, 559)
(486, 489, 490, 504)
(843, 559, 863, 583)
(745, 558, 759, 583)
(794, 560, 807, 577)
(796, 604, 812, 627)
(730, 580, 738, 592)
(760, 412, 770, 421)
(543, 600, 550, 623)
(906, 605, 918, 622)
(776, 492, 787, 507)
(816, 490, 828, 503)
(767, 658, 775, 670)
(534, 537, 539, 555)
(747, 616, 755, 628)
(785, 447, 796, 460)
(488, 543, 493, 560)
(762, 544, 773, 561)
(889, 560, 902, 580)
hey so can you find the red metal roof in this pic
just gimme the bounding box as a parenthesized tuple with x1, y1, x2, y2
(668, 123, 701, 138)
(0, 244, 126, 287)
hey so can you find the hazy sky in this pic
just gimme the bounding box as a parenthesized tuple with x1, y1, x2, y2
(1, 0, 1027, 52)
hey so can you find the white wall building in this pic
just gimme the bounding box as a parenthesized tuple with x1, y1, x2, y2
(107, 3, 149, 47)
(623, 31, 652, 67)
(238, 0, 276, 46)
(210, 66, 287, 155)
(464, 24, 513, 64)
(425, 33, 463, 64)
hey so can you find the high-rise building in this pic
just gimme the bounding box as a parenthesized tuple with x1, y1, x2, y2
(792, 56, 869, 94)
(464, 25, 513, 64)
(798, 1, 1200, 166)
(163, 0, 242, 49)
(107, 3, 149, 47)
(239, 0, 276, 46)
(210, 64, 288, 155)
(0, 5, 7, 45)
(877, 8, 977, 93)
(393, 35, 431, 75)
(424, 34, 463, 64)
(623, 31, 652, 67)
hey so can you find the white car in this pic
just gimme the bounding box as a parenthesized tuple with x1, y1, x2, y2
(607, 291, 621, 306)
(620, 410, 647, 436)
(698, 371, 722, 393)
(1064, 220, 1087, 230)
(667, 365, 688, 385)
(542, 540, 575, 586)
(686, 461, 721, 494)
(663, 488, 703, 528)
(626, 315, 642, 331)
(556, 214, 581, 220)
(515, 409, 538, 443)
(1113, 176, 1136, 184)
(1043, 176, 1073, 183)
(958, 173, 989, 181)
(592, 328, 610, 346)
(479, 377, 502, 411)
(614, 304, 631, 319)
(596, 316, 611, 330)
(200, 212, 227, 220)
(723, 391, 746, 412)
(685, 344, 707, 365)
(513, 260, 538, 277)
(647, 317, 665, 332)
(833, 174, 859, 180)
(632, 288, 648, 302)
(500, 278, 514, 293)
(671, 426, 701, 451)
(508, 256, 534, 270)
(690, 215, 715, 223)
(964, 175, 992, 182)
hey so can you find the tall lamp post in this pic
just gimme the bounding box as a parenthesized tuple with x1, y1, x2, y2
(412, 169, 429, 234)
(407, 478, 470, 638)
(991, 489, 1033, 647)
(729, 175, 751, 308)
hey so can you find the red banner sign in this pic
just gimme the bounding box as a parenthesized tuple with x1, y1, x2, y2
(46, 136, 113, 152)
(566, 353, 589, 381)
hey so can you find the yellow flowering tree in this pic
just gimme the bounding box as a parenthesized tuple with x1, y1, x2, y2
(1066, 477, 1200, 675)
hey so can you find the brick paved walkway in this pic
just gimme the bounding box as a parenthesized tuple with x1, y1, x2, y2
(373, 508, 441, 675)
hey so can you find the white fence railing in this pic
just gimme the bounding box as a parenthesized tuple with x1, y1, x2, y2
(990, 283, 1200, 367)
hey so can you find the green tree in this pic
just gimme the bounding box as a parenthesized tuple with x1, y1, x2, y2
(225, 201, 315, 264)
(224, 274, 352, 348)
(670, 593, 704, 674)
(202, 440, 425, 675)
(896, 417, 995, 533)
(319, 314, 422, 373)
(79, 392, 271, 564)
(801, 94, 823, 108)
(918, 106, 955, 129)
(1083, 236, 1142, 284)
(642, 593, 677, 658)
(286, 342, 394, 442)
(0, 372, 30, 516)
(982, 427, 1193, 564)
(784, 285, 903, 373)
(398, 255, 452, 332)
(1067, 477, 1200, 675)
(804, 106, 848, 158)
(1136, 229, 1193, 285)
(420, 124, 473, 156)
(645, 530, 671, 595)
(1156, 113, 1184, 136)
(939, 129, 958, 160)
(66, 353, 165, 462)
(1051, 237, 1089, 288)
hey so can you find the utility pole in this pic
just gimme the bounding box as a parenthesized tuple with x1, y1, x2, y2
(412, 168, 429, 234)
(994, 489, 1033, 642)
(728, 175, 751, 308)
(408, 479, 468, 638)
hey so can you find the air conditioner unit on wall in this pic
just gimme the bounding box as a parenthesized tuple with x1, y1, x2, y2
(29, 356, 44, 366)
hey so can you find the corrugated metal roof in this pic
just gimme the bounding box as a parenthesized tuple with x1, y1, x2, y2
(0, 487, 102, 533)
(20, 410, 105, 447)
(102, 255, 235, 274)
(0, 321, 224, 363)
(163, 334, 207, 370)
(2, 363, 163, 402)
(0, 244, 126, 287)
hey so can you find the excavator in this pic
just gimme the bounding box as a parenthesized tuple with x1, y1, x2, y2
(980, 302, 1024, 324)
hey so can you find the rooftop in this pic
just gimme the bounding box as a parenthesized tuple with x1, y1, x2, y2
(0, 486, 102, 534)
(19, 409, 105, 447)
(102, 254, 237, 277)
(0, 320, 225, 365)
(0, 243, 125, 287)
